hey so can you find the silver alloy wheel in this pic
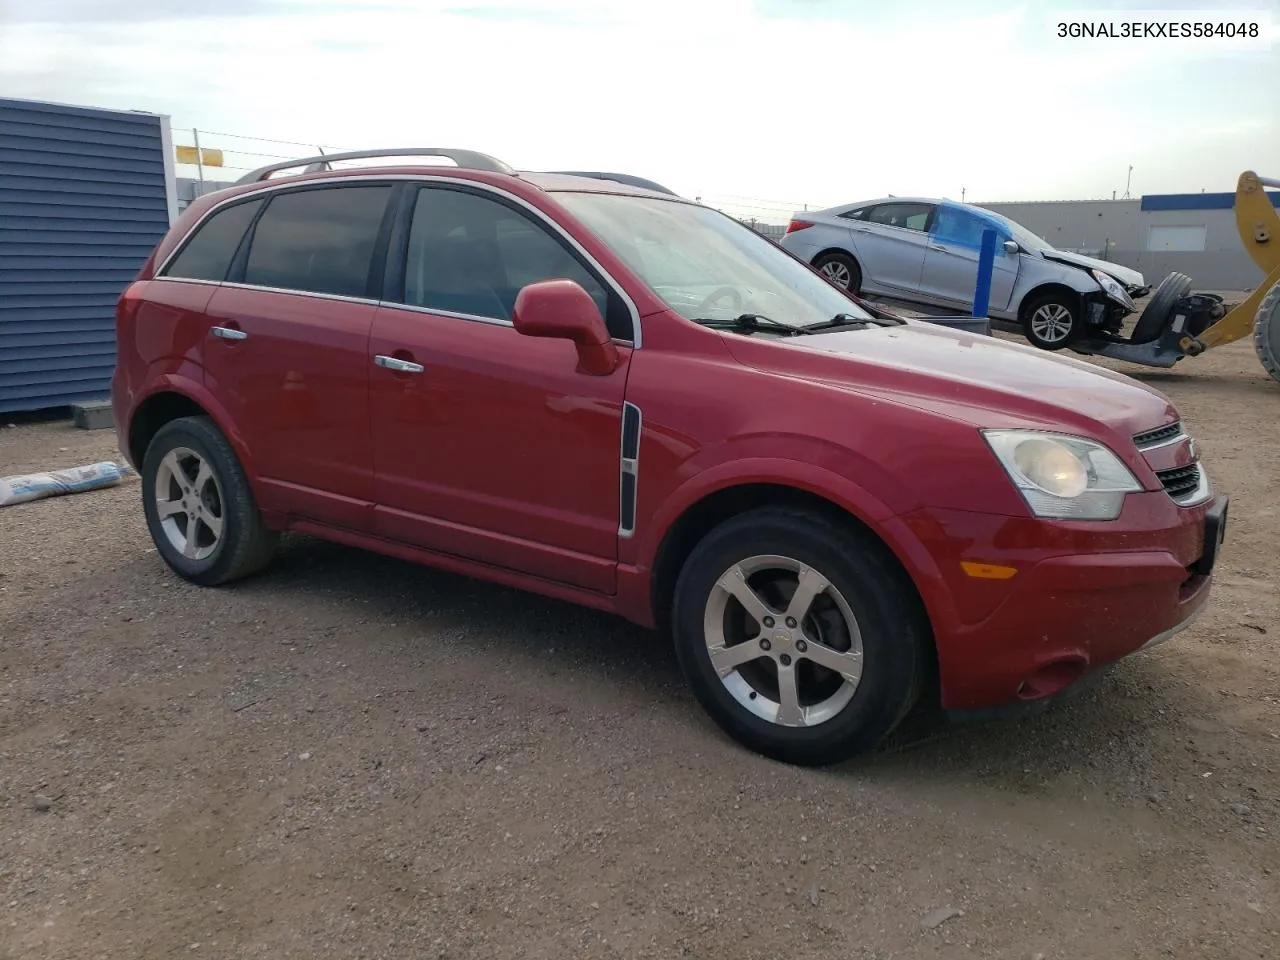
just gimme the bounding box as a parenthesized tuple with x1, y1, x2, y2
(821, 261, 852, 288)
(702, 554, 864, 728)
(154, 446, 224, 561)
(1030, 302, 1074, 343)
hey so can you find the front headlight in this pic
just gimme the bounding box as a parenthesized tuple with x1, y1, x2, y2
(983, 429, 1142, 520)
(1091, 269, 1134, 309)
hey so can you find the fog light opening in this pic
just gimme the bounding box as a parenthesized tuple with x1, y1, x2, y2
(1017, 658, 1088, 701)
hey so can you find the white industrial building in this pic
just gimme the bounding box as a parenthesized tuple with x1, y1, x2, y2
(977, 190, 1279, 293)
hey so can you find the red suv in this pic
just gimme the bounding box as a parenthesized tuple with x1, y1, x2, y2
(112, 148, 1228, 766)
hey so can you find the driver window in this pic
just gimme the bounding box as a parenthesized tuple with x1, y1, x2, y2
(401, 186, 632, 339)
(932, 207, 995, 250)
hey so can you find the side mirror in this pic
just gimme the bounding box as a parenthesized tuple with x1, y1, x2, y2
(512, 279, 620, 376)
(1002, 240, 1019, 254)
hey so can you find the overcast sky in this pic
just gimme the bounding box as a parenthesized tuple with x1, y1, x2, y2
(1, 0, 1277, 210)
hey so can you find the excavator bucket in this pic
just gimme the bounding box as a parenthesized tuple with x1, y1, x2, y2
(1181, 171, 1280, 381)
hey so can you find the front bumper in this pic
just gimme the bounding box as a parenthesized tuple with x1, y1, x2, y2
(907, 492, 1226, 712)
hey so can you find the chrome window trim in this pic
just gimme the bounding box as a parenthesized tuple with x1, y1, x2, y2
(149, 277, 636, 346)
(153, 172, 644, 347)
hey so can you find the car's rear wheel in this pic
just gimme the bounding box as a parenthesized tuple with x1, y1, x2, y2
(670, 506, 926, 766)
(813, 252, 861, 293)
(141, 415, 278, 586)
(1022, 292, 1082, 350)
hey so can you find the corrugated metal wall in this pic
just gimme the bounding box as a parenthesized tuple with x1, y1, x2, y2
(0, 97, 175, 414)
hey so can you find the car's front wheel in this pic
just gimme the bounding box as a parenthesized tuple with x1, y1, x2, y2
(670, 506, 927, 766)
(141, 415, 278, 586)
(1022, 292, 1083, 350)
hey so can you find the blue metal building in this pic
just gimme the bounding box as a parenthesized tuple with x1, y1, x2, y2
(0, 97, 176, 414)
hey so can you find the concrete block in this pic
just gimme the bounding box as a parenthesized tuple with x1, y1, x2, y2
(72, 401, 114, 431)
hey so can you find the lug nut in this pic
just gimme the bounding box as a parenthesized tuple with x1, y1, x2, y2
(779, 654, 792, 666)
(763, 616, 775, 628)
(760, 638, 772, 651)
(796, 640, 808, 653)
(785, 617, 798, 628)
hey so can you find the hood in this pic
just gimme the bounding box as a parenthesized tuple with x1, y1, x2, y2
(1041, 249, 1145, 288)
(719, 320, 1177, 443)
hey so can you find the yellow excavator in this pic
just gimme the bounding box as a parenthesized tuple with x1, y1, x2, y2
(1071, 170, 1280, 383)
(1195, 170, 1280, 381)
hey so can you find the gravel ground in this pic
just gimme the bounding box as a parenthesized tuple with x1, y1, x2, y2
(1, 335, 1278, 960)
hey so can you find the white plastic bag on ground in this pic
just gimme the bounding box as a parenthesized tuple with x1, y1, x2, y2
(0, 461, 130, 507)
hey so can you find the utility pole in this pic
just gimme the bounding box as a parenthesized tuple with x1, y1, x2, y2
(1122, 165, 1133, 199)
(961, 187, 966, 202)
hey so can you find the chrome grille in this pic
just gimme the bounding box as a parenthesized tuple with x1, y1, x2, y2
(1133, 421, 1183, 450)
(1155, 464, 1202, 502)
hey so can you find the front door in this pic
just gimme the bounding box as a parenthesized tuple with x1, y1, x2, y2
(917, 204, 1019, 312)
(201, 182, 395, 529)
(368, 183, 634, 594)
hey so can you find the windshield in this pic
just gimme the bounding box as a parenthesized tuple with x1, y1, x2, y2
(554, 192, 874, 327)
(983, 209, 1053, 253)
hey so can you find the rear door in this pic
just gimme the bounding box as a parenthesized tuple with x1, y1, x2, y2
(199, 182, 395, 529)
(846, 201, 935, 295)
(367, 182, 633, 593)
(917, 203, 1019, 311)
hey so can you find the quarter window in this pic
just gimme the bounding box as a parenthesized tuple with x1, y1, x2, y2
(162, 198, 265, 282)
(243, 185, 393, 298)
(400, 186, 631, 339)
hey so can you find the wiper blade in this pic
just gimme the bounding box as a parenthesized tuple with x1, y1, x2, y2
(690, 313, 807, 336)
(806, 311, 902, 332)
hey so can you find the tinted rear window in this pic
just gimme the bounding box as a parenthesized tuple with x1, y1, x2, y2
(163, 198, 265, 282)
(243, 186, 392, 298)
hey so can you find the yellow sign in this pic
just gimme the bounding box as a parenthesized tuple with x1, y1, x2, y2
(175, 146, 225, 167)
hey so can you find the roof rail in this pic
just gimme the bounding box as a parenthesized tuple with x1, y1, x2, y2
(235, 147, 516, 185)
(547, 170, 679, 197)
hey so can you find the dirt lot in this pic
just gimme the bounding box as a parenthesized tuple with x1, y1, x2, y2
(2, 336, 1278, 960)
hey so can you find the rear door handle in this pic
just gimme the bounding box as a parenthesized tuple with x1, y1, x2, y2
(375, 354, 424, 374)
(929, 244, 948, 252)
(211, 326, 247, 341)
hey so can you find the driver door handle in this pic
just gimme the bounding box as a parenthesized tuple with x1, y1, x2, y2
(375, 354, 424, 374)
(211, 325, 247, 341)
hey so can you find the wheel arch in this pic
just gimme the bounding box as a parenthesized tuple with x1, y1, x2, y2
(126, 377, 257, 484)
(1017, 282, 1085, 324)
(811, 246, 861, 270)
(646, 479, 944, 697)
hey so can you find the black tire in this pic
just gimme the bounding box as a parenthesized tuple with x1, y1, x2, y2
(670, 505, 928, 767)
(1022, 290, 1083, 350)
(1129, 271, 1193, 345)
(813, 251, 861, 293)
(1253, 280, 1280, 385)
(140, 415, 278, 586)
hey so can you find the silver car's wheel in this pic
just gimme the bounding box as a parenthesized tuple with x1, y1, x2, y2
(821, 261, 852, 287)
(1030, 303, 1073, 343)
(154, 446, 224, 561)
(813, 252, 861, 293)
(703, 554, 864, 728)
(1023, 293, 1082, 350)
